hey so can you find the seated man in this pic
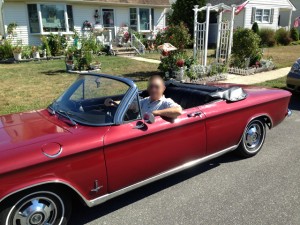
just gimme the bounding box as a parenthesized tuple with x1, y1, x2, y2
(140, 75, 182, 119)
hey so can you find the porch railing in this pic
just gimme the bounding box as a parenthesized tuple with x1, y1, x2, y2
(130, 34, 145, 55)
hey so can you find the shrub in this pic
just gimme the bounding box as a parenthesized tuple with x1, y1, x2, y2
(275, 28, 292, 46)
(43, 33, 67, 56)
(0, 40, 13, 60)
(155, 22, 192, 51)
(168, 0, 206, 35)
(252, 22, 259, 34)
(259, 28, 276, 47)
(231, 28, 261, 68)
(290, 28, 299, 41)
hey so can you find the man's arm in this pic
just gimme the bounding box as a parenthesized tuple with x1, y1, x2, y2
(152, 106, 182, 119)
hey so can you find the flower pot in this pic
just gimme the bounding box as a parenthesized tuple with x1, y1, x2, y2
(66, 63, 74, 71)
(13, 53, 22, 61)
(32, 52, 40, 59)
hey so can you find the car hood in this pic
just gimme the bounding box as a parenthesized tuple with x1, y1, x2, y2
(0, 110, 71, 152)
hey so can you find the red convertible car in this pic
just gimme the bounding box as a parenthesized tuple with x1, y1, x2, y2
(0, 74, 291, 225)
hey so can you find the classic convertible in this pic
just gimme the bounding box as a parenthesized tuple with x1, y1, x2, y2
(0, 73, 291, 225)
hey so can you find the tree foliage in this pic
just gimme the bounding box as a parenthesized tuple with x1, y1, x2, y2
(290, 28, 299, 41)
(251, 22, 259, 34)
(168, 0, 206, 35)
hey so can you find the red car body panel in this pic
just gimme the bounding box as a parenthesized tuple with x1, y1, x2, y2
(0, 81, 292, 206)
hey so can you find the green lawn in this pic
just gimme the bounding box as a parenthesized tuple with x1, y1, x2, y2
(255, 76, 287, 89)
(0, 56, 158, 115)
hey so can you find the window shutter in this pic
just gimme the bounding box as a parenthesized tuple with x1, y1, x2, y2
(270, 8, 274, 24)
(251, 7, 256, 24)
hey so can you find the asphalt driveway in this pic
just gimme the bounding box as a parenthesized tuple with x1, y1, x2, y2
(70, 94, 300, 225)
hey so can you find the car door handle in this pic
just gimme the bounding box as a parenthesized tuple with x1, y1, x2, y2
(187, 112, 202, 118)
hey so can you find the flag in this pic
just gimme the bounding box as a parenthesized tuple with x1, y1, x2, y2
(294, 16, 300, 28)
(235, 1, 248, 15)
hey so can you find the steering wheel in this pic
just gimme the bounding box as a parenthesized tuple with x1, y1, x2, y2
(104, 98, 132, 121)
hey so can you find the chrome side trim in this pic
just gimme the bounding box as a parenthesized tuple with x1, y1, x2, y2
(0, 145, 237, 208)
(87, 145, 238, 207)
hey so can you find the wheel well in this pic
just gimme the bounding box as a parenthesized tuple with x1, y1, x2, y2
(0, 183, 86, 207)
(256, 115, 272, 129)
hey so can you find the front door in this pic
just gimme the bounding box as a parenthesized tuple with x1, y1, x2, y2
(103, 95, 207, 192)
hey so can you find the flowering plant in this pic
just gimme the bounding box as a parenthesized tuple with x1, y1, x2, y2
(82, 21, 93, 30)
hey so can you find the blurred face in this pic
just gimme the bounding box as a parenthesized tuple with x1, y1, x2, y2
(147, 77, 165, 101)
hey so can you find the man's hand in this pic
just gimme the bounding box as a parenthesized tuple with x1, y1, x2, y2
(152, 106, 182, 119)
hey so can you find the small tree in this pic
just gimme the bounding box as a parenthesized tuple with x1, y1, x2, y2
(251, 22, 259, 34)
(155, 22, 192, 51)
(231, 28, 261, 68)
(168, 0, 206, 35)
(290, 28, 299, 41)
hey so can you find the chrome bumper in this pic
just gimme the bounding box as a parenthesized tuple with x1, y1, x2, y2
(287, 109, 292, 117)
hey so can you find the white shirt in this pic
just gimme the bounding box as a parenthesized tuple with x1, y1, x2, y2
(140, 95, 180, 115)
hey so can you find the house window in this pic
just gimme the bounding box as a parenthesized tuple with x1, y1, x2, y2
(102, 9, 114, 27)
(27, 4, 74, 34)
(27, 4, 40, 33)
(255, 9, 271, 23)
(130, 8, 154, 32)
(130, 8, 137, 31)
(40, 4, 66, 32)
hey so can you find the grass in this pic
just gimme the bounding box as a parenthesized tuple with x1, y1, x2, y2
(255, 76, 287, 89)
(263, 45, 299, 68)
(0, 56, 158, 115)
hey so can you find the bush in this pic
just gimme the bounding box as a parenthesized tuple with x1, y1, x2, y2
(0, 40, 13, 60)
(155, 22, 191, 51)
(290, 28, 299, 41)
(275, 28, 292, 46)
(42, 33, 67, 56)
(231, 28, 261, 68)
(168, 0, 206, 35)
(259, 28, 276, 47)
(252, 22, 259, 34)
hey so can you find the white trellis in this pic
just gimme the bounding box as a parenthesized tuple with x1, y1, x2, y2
(193, 3, 236, 66)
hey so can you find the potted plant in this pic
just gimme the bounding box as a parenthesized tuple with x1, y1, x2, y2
(12, 46, 22, 61)
(31, 46, 40, 59)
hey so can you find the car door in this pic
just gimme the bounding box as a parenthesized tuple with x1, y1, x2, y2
(103, 94, 207, 192)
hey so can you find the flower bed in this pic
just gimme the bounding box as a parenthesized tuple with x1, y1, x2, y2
(228, 59, 275, 76)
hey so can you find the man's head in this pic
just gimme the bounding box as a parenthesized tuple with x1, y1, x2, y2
(147, 75, 166, 101)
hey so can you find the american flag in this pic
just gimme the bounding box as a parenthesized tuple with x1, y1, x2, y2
(294, 16, 300, 28)
(235, 1, 248, 15)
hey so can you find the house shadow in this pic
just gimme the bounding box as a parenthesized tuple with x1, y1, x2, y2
(69, 152, 242, 225)
(41, 70, 68, 76)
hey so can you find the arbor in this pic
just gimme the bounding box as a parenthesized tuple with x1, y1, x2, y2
(168, 0, 206, 35)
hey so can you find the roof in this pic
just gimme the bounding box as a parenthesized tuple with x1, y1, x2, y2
(206, 0, 246, 5)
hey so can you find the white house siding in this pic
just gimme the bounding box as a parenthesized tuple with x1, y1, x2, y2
(2, 2, 167, 46)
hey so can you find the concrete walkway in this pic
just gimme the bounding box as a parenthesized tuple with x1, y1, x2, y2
(118, 55, 160, 64)
(222, 67, 290, 84)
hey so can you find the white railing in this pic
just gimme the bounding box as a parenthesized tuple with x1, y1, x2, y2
(130, 34, 145, 55)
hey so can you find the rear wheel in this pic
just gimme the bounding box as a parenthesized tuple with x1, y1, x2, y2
(0, 189, 71, 225)
(236, 119, 266, 158)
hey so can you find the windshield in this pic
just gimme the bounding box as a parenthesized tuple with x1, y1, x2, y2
(49, 75, 130, 126)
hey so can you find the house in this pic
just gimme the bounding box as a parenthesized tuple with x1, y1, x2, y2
(207, 0, 296, 29)
(279, 0, 300, 30)
(0, 0, 171, 46)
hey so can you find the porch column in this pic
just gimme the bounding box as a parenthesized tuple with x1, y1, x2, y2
(193, 5, 199, 60)
(288, 8, 293, 30)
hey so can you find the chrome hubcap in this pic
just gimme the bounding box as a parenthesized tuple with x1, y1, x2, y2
(244, 123, 262, 152)
(12, 196, 58, 225)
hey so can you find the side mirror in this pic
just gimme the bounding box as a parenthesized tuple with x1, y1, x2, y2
(95, 78, 101, 88)
(143, 112, 155, 124)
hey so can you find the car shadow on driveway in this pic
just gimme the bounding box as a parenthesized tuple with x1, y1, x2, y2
(69, 152, 242, 225)
(289, 93, 300, 111)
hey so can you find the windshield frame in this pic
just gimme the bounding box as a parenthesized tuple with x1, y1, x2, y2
(49, 73, 138, 127)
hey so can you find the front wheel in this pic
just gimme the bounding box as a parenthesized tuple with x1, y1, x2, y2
(0, 189, 71, 225)
(236, 119, 266, 158)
